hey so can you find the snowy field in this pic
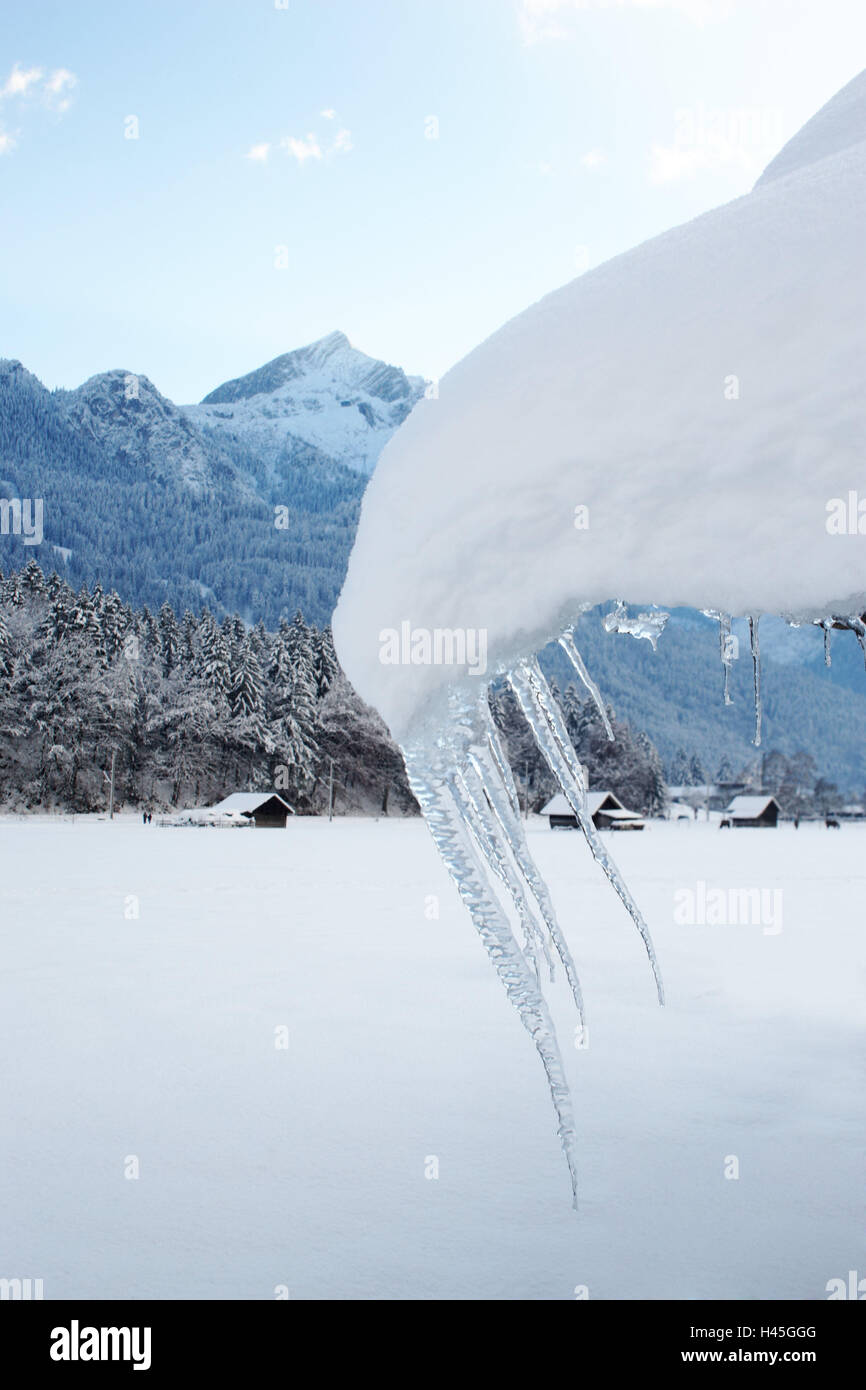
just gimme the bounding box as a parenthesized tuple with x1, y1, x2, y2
(1, 814, 864, 1301)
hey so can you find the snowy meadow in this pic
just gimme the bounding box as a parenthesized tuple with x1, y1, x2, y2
(1, 815, 863, 1300)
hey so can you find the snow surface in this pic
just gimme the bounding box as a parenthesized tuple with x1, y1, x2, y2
(333, 72, 866, 740)
(1, 816, 864, 1299)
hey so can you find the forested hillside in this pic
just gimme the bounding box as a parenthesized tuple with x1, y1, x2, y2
(0, 357, 366, 628)
(0, 560, 413, 815)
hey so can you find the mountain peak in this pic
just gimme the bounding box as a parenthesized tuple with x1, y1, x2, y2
(189, 333, 426, 476)
(198, 331, 418, 410)
(60, 368, 218, 491)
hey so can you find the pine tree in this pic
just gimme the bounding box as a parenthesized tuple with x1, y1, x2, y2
(20, 558, 46, 596)
(0, 610, 11, 679)
(229, 637, 265, 719)
(312, 624, 339, 700)
(200, 616, 232, 708)
(158, 602, 180, 677)
(688, 753, 707, 786)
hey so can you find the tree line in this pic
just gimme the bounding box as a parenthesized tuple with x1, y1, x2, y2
(0, 560, 413, 815)
(0, 560, 674, 819)
(667, 745, 849, 816)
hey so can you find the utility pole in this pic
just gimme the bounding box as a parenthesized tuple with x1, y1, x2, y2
(104, 748, 116, 820)
(327, 757, 335, 822)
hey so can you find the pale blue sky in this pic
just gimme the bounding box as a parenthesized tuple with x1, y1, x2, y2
(2, 0, 865, 401)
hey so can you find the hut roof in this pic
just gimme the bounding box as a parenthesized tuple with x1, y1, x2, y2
(211, 793, 295, 815)
(541, 791, 629, 817)
(724, 795, 779, 818)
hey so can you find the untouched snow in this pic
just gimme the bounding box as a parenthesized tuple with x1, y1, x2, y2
(333, 71, 866, 739)
(1, 816, 864, 1300)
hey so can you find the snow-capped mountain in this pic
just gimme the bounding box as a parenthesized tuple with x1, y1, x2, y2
(59, 369, 236, 495)
(184, 331, 427, 477)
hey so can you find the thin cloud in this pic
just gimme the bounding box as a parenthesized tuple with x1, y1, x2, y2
(43, 67, 77, 112)
(320, 108, 337, 120)
(0, 63, 78, 152)
(0, 63, 44, 99)
(580, 148, 607, 169)
(281, 133, 323, 163)
(249, 119, 354, 167)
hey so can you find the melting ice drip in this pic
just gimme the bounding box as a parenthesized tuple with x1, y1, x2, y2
(403, 613, 667, 1207)
(401, 601, 866, 1206)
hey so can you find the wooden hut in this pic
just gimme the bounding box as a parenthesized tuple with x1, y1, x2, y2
(541, 790, 645, 831)
(209, 793, 295, 828)
(720, 794, 780, 828)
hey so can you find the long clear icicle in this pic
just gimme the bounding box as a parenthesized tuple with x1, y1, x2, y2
(404, 743, 580, 1207)
(508, 656, 665, 1005)
(473, 703, 587, 1027)
(559, 626, 615, 741)
(719, 613, 733, 704)
(749, 615, 762, 746)
(485, 711, 522, 821)
(703, 609, 735, 705)
(452, 759, 554, 983)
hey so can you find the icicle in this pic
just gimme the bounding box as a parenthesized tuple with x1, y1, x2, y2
(702, 609, 733, 705)
(484, 705, 522, 821)
(823, 620, 832, 667)
(507, 657, 665, 1005)
(602, 599, 669, 650)
(452, 758, 554, 983)
(558, 626, 615, 741)
(749, 615, 761, 746)
(836, 614, 866, 669)
(469, 722, 587, 1028)
(719, 613, 734, 705)
(403, 742, 580, 1207)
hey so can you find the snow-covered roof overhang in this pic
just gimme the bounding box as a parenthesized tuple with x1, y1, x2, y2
(333, 70, 866, 743)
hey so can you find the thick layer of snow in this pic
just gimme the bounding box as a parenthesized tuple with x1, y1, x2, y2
(2, 816, 863, 1299)
(756, 67, 866, 186)
(333, 72, 866, 740)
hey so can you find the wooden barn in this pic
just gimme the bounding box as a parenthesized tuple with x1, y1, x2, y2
(541, 790, 645, 831)
(209, 792, 295, 828)
(720, 794, 780, 828)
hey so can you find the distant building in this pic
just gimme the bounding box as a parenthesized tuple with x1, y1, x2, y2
(209, 793, 295, 828)
(668, 781, 750, 813)
(720, 794, 780, 828)
(541, 790, 645, 831)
